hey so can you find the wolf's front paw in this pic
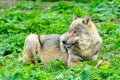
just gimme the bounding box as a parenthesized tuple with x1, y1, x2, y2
(68, 62, 83, 67)
(95, 60, 110, 69)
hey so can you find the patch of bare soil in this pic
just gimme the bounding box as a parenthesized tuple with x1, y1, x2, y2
(0, 0, 59, 15)
(0, 0, 18, 7)
(39, 2, 58, 8)
(0, 0, 59, 8)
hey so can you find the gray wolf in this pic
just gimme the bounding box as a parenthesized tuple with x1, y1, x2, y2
(18, 14, 102, 67)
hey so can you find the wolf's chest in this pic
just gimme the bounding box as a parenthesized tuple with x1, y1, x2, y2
(78, 40, 101, 60)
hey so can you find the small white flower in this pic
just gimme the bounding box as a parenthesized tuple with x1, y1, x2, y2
(55, 73, 64, 79)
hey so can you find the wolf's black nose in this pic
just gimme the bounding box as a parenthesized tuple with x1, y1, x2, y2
(62, 40, 67, 44)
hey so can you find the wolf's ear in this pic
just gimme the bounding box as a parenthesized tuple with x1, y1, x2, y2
(73, 14, 78, 21)
(82, 14, 91, 25)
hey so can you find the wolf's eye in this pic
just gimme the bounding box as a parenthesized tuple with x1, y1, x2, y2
(73, 30, 79, 36)
(73, 30, 77, 33)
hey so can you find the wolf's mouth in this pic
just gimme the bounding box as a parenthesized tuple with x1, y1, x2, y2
(66, 43, 78, 49)
(66, 44, 72, 49)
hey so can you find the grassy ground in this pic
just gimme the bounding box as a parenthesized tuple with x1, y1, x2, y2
(0, 0, 120, 80)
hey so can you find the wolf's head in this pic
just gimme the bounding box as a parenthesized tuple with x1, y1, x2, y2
(62, 14, 95, 50)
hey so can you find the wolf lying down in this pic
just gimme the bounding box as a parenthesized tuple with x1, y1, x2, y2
(18, 15, 102, 67)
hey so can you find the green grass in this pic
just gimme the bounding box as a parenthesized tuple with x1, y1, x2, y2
(0, 0, 120, 79)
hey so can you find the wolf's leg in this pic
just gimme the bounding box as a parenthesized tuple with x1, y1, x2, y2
(91, 54, 98, 61)
(67, 53, 82, 67)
